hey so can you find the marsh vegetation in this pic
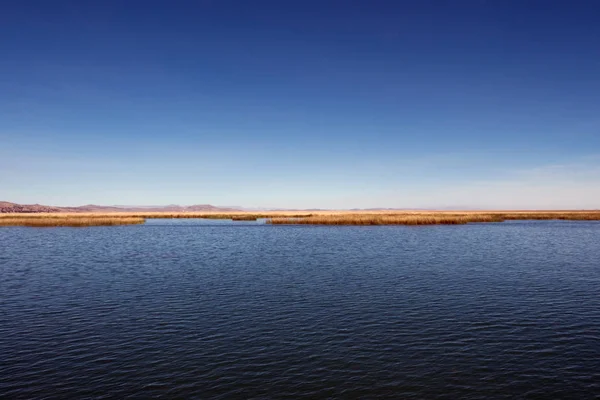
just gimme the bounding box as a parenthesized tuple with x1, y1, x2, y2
(1, 210, 599, 227)
(0, 215, 145, 227)
(268, 211, 600, 225)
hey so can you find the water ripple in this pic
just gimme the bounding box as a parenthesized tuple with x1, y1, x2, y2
(1, 221, 599, 398)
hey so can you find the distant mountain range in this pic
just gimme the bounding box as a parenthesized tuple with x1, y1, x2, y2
(0, 201, 239, 213)
(0, 201, 484, 213)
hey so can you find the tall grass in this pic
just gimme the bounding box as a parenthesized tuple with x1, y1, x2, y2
(0, 212, 312, 227)
(2, 210, 599, 227)
(267, 211, 600, 225)
(492, 212, 600, 221)
(135, 212, 313, 219)
(231, 215, 258, 221)
(0, 216, 145, 227)
(268, 214, 504, 225)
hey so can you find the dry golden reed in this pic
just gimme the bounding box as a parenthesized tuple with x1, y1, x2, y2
(268, 214, 503, 225)
(2, 210, 600, 227)
(267, 211, 600, 226)
(0, 216, 145, 227)
(134, 212, 313, 219)
(231, 215, 259, 221)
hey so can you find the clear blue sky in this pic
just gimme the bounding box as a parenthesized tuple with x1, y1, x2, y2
(1, 0, 599, 209)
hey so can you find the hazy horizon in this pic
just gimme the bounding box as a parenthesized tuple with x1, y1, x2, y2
(2, 199, 599, 212)
(2, 1, 599, 209)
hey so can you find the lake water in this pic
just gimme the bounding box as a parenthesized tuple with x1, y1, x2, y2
(1, 220, 599, 399)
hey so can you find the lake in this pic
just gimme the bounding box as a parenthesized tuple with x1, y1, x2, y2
(1, 220, 599, 398)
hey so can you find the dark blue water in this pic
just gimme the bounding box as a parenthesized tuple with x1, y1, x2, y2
(1, 220, 599, 399)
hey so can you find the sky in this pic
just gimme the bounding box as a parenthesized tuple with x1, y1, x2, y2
(1, 0, 599, 209)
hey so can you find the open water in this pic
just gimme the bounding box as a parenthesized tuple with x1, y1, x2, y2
(1, 220, 599, 398)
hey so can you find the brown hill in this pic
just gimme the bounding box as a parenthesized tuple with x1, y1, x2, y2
(0, 202, 64, 213)
(0, 201, 239, 213)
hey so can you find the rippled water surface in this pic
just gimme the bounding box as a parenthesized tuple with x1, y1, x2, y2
(1, 220, 599, 399)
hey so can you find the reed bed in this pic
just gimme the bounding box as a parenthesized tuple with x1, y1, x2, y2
(231, 216, 258, 221)
(0, 212, 313, 220)
(268, 214, 504, 225)
(0, 216, 145, 227)
(2, 210, 599, 227)
(493, 212, 600, 221)
(267, 211, 600, 225)
(136, 212, 313, 219)
(0, 213, 144, 219)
